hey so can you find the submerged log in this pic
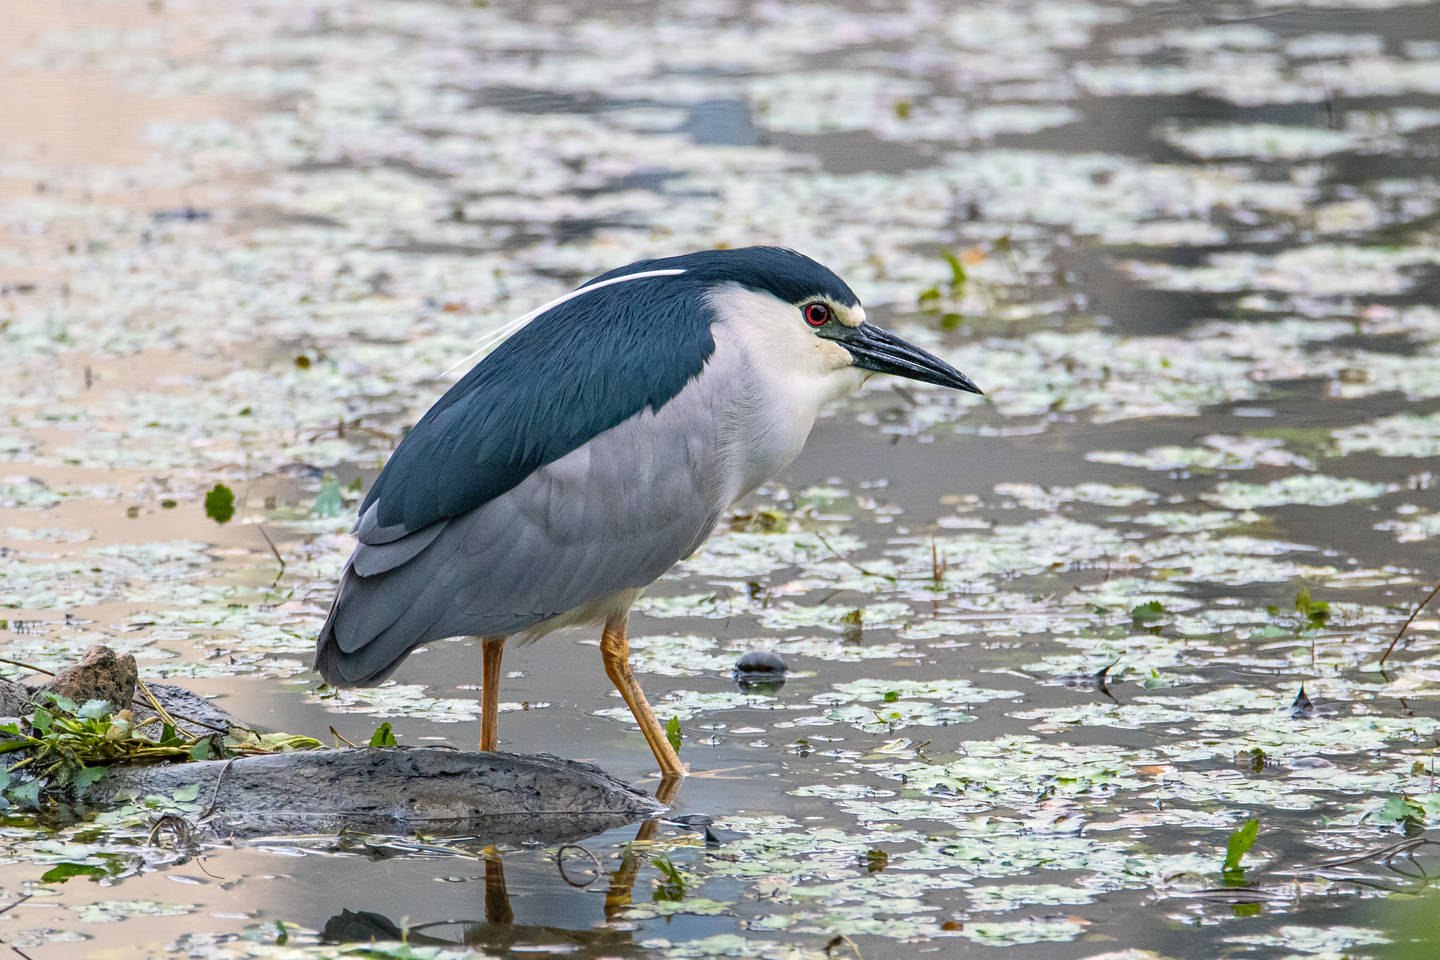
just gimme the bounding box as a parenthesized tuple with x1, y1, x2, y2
(86, 747, 664, 844)
(0, 678, 30, 717)
(5, 645, 664, 844)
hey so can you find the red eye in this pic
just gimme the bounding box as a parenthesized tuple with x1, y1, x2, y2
(803, 302, 830, 327)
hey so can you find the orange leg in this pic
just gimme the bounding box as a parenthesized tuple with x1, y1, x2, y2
(482, 852, 514, 925)
(604, 776, 682, 919)
(600, 613, 684, 778)
(480, 636, 505, 752)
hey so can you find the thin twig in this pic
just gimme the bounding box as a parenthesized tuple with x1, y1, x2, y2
(1316, 837, 1436, 869)
(256, 524, 286, 583)
(134, 678, 240, 742)
(0, 895, 35, 960)
(1380, 575, 1440, 666)
(0, 657, 53, 676)
(329, 725, 357, 748)
(1179, 886, 1292, 903)
(358, 838, 485, 860)
(136, 678, 181, 731)
(146, 812, 195, 847)
(129, 711, 229, 739)
(555, 843, 605, 889)
(0, 895, 32, 919)
(305, 423, 396, 444)
(199, 757, 239, 821)
(808, 527, 896, 582)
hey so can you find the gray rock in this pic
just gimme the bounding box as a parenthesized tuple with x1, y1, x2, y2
(733, 649, 788, 692)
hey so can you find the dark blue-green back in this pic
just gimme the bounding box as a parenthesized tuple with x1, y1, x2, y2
(359, 247, 858, 539)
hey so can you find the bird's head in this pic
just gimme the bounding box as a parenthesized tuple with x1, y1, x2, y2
(640, 247, 982, 401)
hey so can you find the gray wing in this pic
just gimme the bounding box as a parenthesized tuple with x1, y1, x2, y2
(314, 383, 722, 686)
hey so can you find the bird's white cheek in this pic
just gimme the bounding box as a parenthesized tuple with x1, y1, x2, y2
(816, 338, 852, 371)
(828, 365, 867, 400)
(815, 340, 865, 401)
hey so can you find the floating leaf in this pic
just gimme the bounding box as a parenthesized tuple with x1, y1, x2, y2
(1370, 795, 1429, 828)
(203, 484, 235, 524)
(40, 863, 107, 883)
(312, 476, 344, 518)
(1131, 601, 1167, 624)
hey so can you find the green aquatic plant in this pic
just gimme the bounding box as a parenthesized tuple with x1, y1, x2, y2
(1222, 817, 1260, 882)
(1, 692, 185, 803)
(1294, 587, 1331, 630)
(1366, 794, 1440, 831)
(312, 476, 346, 518)
(0, 689, 322, 809)
(652, 854, 687, 902)
(367, 722, 398, 747)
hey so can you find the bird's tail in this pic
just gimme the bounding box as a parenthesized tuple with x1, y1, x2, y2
(313, 567, 412, 688)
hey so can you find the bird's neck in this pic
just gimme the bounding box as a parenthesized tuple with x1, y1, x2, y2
(707, 287, 867, 503)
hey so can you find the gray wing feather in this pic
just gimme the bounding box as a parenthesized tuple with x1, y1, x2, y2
(314, 379, 722, 686)
(350, 521, 446, 578)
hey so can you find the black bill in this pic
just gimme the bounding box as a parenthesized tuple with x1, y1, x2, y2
(838, 322, 983, 394)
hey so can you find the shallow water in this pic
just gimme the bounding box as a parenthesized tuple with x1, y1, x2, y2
(3, 0, 1440, 957)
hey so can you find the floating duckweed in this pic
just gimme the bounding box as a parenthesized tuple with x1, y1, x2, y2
(5, 0, 1440, 956)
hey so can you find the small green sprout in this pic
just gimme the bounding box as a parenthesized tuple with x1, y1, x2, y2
(369, 722, 398, 747)
(1222, 817, 1259, 881)
(652, 854, 686, 901)
(1294, 587, 1330, 629)
(941, 249, 968, 294)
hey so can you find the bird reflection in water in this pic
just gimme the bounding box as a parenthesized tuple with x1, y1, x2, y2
(321, 778, 686, 953)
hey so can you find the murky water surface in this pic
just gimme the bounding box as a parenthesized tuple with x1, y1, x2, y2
(3, 0, 1440, 956)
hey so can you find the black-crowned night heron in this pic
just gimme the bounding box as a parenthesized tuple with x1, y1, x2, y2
(315, 247, 981, 778)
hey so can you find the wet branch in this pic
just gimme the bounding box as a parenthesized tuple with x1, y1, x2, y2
(1380, 574, 1440, 666)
